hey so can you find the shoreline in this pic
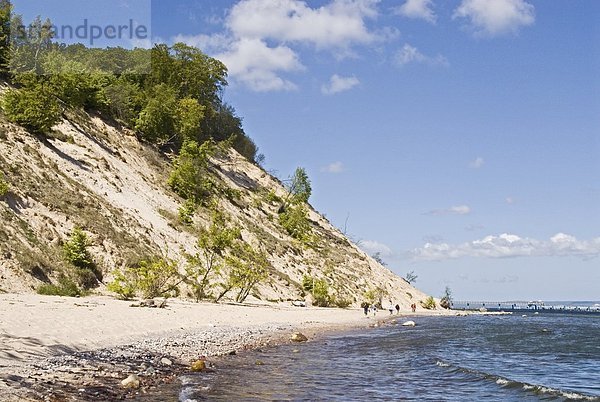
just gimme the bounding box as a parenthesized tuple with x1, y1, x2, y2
(0, 293, 488, 401)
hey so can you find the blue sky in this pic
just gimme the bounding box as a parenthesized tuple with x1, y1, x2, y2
(18, 0, 600, 300)
(12, 0, 152, 48)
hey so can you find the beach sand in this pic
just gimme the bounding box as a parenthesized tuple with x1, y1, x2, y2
(0, 294, 458, 401)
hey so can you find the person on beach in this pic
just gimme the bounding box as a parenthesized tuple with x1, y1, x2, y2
(388, 301, 394, 315)
(411, 303, 417, 313)
(395, 304, 400, 314)
(362, 302, 369, 316)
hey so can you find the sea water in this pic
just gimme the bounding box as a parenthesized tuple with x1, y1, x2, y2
(175, 312, 599, 401)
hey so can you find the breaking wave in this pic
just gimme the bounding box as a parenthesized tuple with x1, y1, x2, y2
(435, 360, 600, 401)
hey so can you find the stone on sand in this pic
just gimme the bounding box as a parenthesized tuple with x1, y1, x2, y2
(120, 374, 140, 389)
(190, 360, 207, 372)
(291, 332, 308, 342)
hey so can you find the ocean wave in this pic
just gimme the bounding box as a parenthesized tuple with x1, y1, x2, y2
(435, 360, 599, 401)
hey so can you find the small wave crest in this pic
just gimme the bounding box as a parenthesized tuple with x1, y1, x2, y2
(179, 375, 211, 402)
(434, 360, 598, 401)
(496, 378, 509, 386)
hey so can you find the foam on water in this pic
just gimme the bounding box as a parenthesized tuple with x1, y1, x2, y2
(436, 359, 599, 401)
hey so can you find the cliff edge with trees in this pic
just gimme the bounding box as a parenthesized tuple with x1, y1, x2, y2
(0, 3, 429, 308)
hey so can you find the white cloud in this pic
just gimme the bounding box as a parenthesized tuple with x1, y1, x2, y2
(395, 43, 449, 67)
(395, 0, 436, 24)
(505, 197, 515, 205)
(450, 205, 471, 215)
(469, 157, 484, 169)
(321, 74, 360, 95)
(215, 38, 304, 92)
(407, 233, 600, 261)
(426, 205, 471, 216)
(226, 0, 380, 48)
(321, 161, 345, 173)
(360, 240, 393, 257)
(174, 0, 386, 92)
(453, 0, 535, 37)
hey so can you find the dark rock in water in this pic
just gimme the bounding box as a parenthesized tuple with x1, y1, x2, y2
(290, 332, 308, 342)
(255, 360, 265, 366)
(228, 350, 237, 356)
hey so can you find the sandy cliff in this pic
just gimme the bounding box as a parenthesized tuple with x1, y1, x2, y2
(0, 104, 428, 307)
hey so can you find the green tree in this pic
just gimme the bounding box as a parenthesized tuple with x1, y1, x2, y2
(202, 103, 258, 162)
(107, 269, 136, 300)
(278, 168, 312, 244)
(167, 139, 217, 203)
(185, 210, 240, 301)
(175, 97, 205, 142)
(38, 275, 82, 298)
(101, 77, 143, 124)
(2, 82, 61, 133)
(312, 278, 331, 307)
(282, 167, 311, 208)
(217, 243, 270, 303)
(135, 84, 179, 145)
(279, 204, 312, 243)
(440, 286, 453, 309)
(0, 0, 11, 75)
(149, 43, 227, 109)
(63, 227, 101, 289)
(371, 252, 387, 266)
(63, 228, 93, 269)
(108, 258, 180, 300)
(9, 15, 54, 74)
(421, 296, 437, 310)
(302, 274, 314, 292)
(42, 51, 105, 109)
(405, 270, 418, 284)
(364, 288, 378, 305)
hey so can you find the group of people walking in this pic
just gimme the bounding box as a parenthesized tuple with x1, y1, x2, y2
(361, 301, 418, 315)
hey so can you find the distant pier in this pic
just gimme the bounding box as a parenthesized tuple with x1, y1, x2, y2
(451, 301, 600, 316)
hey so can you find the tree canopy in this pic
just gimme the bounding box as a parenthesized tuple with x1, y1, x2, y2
(0, 10, 259, 161)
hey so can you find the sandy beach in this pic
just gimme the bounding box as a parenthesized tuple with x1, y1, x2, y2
(0, 294, 458, 401)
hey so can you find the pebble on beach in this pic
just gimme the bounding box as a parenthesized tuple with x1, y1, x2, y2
(120, 374, 140, 389)
(290, 332, 308, 342)
(190, 360, 207, 372)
